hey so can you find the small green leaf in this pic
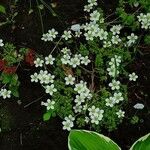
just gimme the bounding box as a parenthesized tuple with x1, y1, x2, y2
(68, 130, 121, 150)
(0, 5, 6, 14)
(1, 73, 12, 84)
(43, 111, 51, 121)
(11, 74, 18, 86)
(9, 85, 19, 97)
(130, 133, 150, 150)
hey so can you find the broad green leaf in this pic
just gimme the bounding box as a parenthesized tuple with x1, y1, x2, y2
(0, 5, 6, 14)
(68, 130, 121, 150)
(130, 133, 150, 150)
(43, 111, 51, 121)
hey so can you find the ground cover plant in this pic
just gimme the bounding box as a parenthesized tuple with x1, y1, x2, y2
(0, 0, 150, 150)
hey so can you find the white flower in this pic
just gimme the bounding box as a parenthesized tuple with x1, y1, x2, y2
(71, 24, 81, 32)
(116, 110, 125, 118)
(30, 72, 39, 82)
(105, 97, 115, 107)
(62, 120, 73, 131)
(111, 35, 121, 44)
(91, 115, 100, 124)
(137, 13, 146, 22)
(80, 56, 91, 65)
(103, 41, 112, 48)
(34, 58, 44, 67)
(65, 74, 75, 85)
(45, 54, 55, 65)
(41, 99, 55, 110)
(39, 73, 54, 84)
(137, 13, 150, 29)
(74, 81, 87, 94)
(45, 84, 57, 95)
(83, 104, 88, 111)
(133, 103, 144, 110)
(129, 72, 138, 81)
(65, 115, 75, 122)
(74, 94, 85, 105)
(110, 25, 122, 35)
(75, 31, 82, 37)
(61, 47, 71, 54)
(73, 104, 82, 113)
(84, 4, 93, 12)
(98, 29, 108, 40)
(113, 55, 122, 65)
(109, 80, 120, 90)
(62, 115, 75, 131)
(84, 32, 94, 41)
(127, 33, 138, 45)
(134, 2, 139, 7)
(69, 57, 80, 68)
(61, 54, 71, 65)
(85, 117, 90, 123)
(88, 105, 99, 116)
(74, 54, 82, 60)
(90, 10, 100, 22)
(107, 66, 119, 77)
(113, 92, 124, 103)
(0, 39, 4, 47)
(38, 70, 51, 84)
(0, 89, 11, 99)
(100, 18, 104, 23)
(88, 0, 98, 6)
(89, 106, 104, 124)
(62, 30, 72, 40)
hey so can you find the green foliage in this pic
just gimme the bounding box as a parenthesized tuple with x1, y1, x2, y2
(68, 130, 121, 150)
(43, 111, 52, 121)
(0, 43, 30, 98)
(0, 106, 14, 131)
(130, 133, 150, 150)
(144, 35, 150, 45)
(131, 115, 139, 124)
(0, 5, 6, 14)
(68, 130, 150, 150)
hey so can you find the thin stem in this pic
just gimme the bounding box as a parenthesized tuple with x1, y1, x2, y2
(36, 0, 44, 33)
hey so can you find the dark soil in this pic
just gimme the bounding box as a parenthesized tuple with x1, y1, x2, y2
(0, 0, 150, 150)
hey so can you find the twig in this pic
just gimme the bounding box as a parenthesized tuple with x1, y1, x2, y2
(50, 37, 62, 54)
(20, 133, 23, 145)
(24, 95, 45, 108)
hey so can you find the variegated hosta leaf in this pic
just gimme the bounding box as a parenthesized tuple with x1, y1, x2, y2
(68, 130, 121, 150)
(130, 133, 150, 150)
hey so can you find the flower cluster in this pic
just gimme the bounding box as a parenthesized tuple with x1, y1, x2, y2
(84, 0, 98, 12)
(37, 0, 141, 132)
(107, 55, 121, 77)
(61, 51, 91, 68)
(34, 54, 55, 68)
(41, 28, 58, 41)
(137, 13, 150, 29)
(0, 88, 11, 99)
(88, 105, 104, 125)
(105, 92, 124, 107)
(31, 54, 57, 108)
